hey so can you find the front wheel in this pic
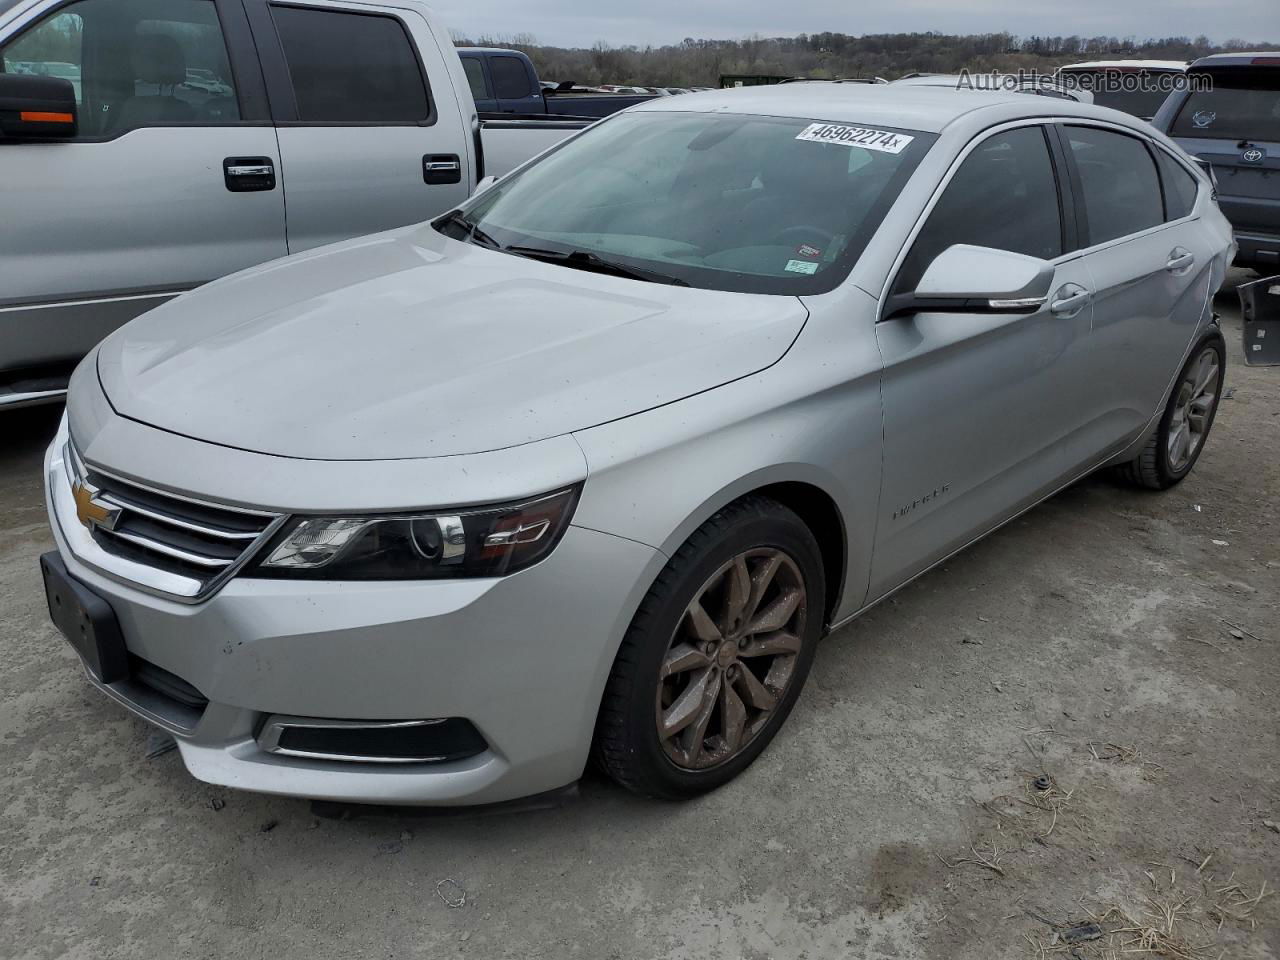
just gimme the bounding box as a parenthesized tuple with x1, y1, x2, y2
(1116, 332, 1225, 490)
(593, 496, 825, 800)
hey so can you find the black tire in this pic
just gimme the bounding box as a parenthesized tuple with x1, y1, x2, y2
(1115, 331, 1226, 490)
(593, 495, 825, 800)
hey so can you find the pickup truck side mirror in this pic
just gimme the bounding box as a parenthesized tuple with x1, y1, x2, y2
(885, 244, 1055, 319)
(0, 73, 77, 140)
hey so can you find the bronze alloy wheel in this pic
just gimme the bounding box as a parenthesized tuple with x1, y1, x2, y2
(1114, 331, 1225, 491)
(1167, 344, 1221, 473)
(656, 547, 806, 770)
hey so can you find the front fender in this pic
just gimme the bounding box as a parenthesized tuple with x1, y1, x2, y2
(570, 294, 884, 624)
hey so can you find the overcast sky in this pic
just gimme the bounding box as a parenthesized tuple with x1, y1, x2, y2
(431, 0, 1276, 48)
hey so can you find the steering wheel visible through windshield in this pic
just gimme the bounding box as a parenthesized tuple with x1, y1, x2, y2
(443, 111, 935, 295)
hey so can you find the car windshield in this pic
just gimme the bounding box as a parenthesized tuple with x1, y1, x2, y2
(1171, 81, 1280, 141)
(446, 111, 934, 294)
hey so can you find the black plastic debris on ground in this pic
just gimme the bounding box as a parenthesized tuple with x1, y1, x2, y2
(1061, 922, 1104, 944)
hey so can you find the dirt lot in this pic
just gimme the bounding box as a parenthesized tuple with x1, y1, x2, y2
(1, 270, 1277, 960)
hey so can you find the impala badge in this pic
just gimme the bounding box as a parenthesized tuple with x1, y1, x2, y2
(892, 483, 952, 520)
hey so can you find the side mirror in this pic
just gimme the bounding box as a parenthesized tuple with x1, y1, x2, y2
(888, 244, 1055, 318)
(0, 73, 77, 140)
(473, 174, 498, 196)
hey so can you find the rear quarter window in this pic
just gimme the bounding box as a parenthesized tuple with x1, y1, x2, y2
(1155, 149, 1199, 220)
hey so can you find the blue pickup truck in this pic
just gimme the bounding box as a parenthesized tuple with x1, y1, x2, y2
(458, 47, 657, 118)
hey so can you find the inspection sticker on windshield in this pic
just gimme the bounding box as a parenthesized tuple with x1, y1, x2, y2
(795, 123, 914, 154)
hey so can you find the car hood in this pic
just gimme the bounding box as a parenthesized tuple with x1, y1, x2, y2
(97, 224, 808, 461)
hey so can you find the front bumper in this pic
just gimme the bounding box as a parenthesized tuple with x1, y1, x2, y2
(43, 430, 664, 805)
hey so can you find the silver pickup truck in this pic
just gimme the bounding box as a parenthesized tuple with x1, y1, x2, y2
(0, 0, 586, 408)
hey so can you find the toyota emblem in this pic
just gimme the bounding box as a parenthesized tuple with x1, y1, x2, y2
(1242, 148, 1264, 163)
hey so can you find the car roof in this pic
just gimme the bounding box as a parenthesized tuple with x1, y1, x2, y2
(630, 81, 1116, 134)
(1188, 51, 1280, 68)
(455, 47, 525, 56)
(1059, 59, 1187, 71)
(890, 73, 1075, 88)
(890, 74, 970, 86)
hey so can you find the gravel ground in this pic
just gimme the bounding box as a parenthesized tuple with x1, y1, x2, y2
(1, 270, 1276, 960)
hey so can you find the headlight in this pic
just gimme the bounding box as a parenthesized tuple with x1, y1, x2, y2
(246, 487, 580, 580)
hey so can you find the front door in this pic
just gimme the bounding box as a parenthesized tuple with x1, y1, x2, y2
(0, 0, 285, 380)
(243, 0, 470, 254)
(870, 124, 1095, 598)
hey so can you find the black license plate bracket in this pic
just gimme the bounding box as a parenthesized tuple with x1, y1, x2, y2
(39, 552, 129, 684)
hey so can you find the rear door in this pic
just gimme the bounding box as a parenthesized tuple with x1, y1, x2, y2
(1058, 123, 1218, 450)
(1165, 67, 1280, 270)
(870, 123, 1095, 598)
(0, 0, 284, 380)
(244, 0, 470, 253)
(458, 51, 495, 113)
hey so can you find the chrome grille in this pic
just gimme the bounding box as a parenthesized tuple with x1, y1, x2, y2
(64, 443, 284, 601)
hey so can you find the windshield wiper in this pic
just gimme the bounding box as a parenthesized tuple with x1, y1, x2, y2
(504, 245, 690, 287)
(437, 210, 500, 250)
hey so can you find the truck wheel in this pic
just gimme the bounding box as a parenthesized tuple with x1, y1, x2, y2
(1116, 332, 1225, 490)
(593, 495, 825, 800)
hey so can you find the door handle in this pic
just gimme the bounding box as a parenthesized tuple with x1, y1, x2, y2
(1049, 284, 1091, 316)
(423, 154, 462, 185)
(223, 156, 275, 192)
(1166, 248, 1195, 273)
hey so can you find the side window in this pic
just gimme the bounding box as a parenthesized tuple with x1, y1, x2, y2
(896, 126, 1062, 293)
(269, 5, 430, 123)
(461, 56, 488, 101)
(0, 0, 240, 136)
(1155, 149, 1199, 221)
(490, 55, 531, 100)
(1065, 126, 1163, 245)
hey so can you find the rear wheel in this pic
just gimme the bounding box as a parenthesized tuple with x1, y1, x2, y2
(1116, 333, 1225, 490)
(593, 496, 825, 799)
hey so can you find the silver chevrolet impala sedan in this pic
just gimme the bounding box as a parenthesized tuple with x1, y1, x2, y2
(42, 84, 1233, 804)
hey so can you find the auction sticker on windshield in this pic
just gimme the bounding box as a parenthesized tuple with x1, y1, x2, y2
(795, 123, 914, 154)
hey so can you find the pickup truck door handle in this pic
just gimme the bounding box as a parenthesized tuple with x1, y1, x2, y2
(1166, 248, 1195, 274)
(1049, 283, 1092, 317)
(223, 157, 275, 193)
(424, 154, 462, 185)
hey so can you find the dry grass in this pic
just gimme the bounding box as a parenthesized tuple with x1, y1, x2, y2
(1089, 897, 1216, 959)
(1019, 871, 1275, 959)
(1207, 876, 1272, 931)
(978, 770, 1080, 841)
(1020, 773, 1077, 838)
(1021, 896, 1215, 959)
(1085, 741, 1165, 782)
(937, 841, 1007, 877)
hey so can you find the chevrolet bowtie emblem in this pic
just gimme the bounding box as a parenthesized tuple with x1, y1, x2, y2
(72, 480, 121, 532)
